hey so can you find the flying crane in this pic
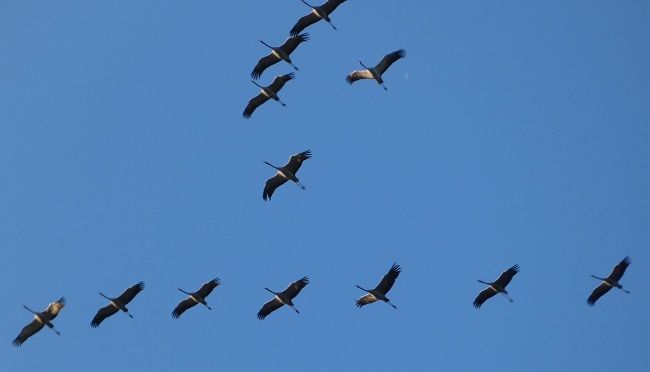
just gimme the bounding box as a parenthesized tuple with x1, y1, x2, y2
(91, 281, 145, 327)
(251, 33, 310, 80)
(290, 0, 347, 36)
(243, 73, 295, 119)
(346, 49, 406, 90)
(12, 297, 66, 347)
(587, 256, 631, 306)
(262, 150, 311, 201)
(473, 264, 519, 308)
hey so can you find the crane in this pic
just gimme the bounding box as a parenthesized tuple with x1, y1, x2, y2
(257, 277, 309, 319)
(243, 73, 295, 119)
(587, 256, 631, 306)
(355, 263, 401, 308)
(346, 49, 406, 90)
(251, 33, 310, 80)
(91, 281, 145, 327)
(290, 0, 347, 36)
(473, 264, 520, 308)
(172, 278, 221, 318)
(262, 150, 311, 201)
(12, 297, 65, 347)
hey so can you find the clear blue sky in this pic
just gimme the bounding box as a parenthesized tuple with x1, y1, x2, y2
(2, 1, 649, 371)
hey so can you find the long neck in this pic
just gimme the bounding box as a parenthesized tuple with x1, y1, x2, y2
(264, 288, 278, 295)
(591, 275, 606, 281)
(301, 0, 314, 8)
(263, 161, 280, 171)
(251, 80, 263, 89)
(359, 61, 369, 69)
(259, 40, 273, 49)
(355, 285, 370, 293)
(23, 305, 38, 315)
(477, 280, 490, 285)
(99, 292, 112, 301)
(177, 288, 191, 295)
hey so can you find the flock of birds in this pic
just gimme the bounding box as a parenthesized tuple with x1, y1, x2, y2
(12, 257, 632, 347)
(10, 0, 635, 350)
(242, 0, 406, 119)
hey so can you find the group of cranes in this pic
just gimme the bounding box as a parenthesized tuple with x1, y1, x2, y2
(243, 0, 406, 118)
(11, 263, 401, 347)
(12, 257, 633, 347)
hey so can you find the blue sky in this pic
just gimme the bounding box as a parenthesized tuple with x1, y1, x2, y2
(2, 1, 649, 371)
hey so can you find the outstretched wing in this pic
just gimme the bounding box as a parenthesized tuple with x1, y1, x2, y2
(172, 298, 198, 319)
(473, 287, 498, 309)
(375, 49, 406, 75)
(257, 297, 284, 320)
(281, 277, 309, 300)
(290, 13, 320, 36)
(44, 297, 66, 320)
(346, 70, 374, 84)
(355, 293, 378, 308)
(284, 150, 312, 175)
(321, 0, 347, 15)
(587, 282, 612, 306)
(251, 54, 280, 80)
(90, 304, 119, 328)
(375, 263, 401, 294)
(196, 278, 220, 299)
(12, 319, 45, 347)
(267, 73, 295, 94)
(279, 33, 309, 55)
(116, 281, 145, 305)
(243, 92, 270, 119)
(493, 264, 520, 289)
(608, 256, 631, 282)
(263, 174, 289, 201)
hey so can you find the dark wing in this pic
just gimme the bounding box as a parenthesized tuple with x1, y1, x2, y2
(493, 264, 520, 289)
(375, 49, 406, 75)
(279, 33, 309, 55)
(375, 263, 401, 294)
(90, 304, 119, 328)
(321, 0, 347, 14)
(355, 293, 377, 308)
(587, 282, 613, 306)
(267, 73, 295, 94)
(608, 256, 631, 282)
(44, 297, 66, 320)
(196, 278, 220, 299)
(116, 281, 145, 305)
(290, 13, 321, 36)
(284, 150, 311, 174)
(257, 297, 284, 320)
(251, 54, 281, 80)
(346, 70, 374, 84)
(172, 298, 198, 319)
(12, 319, 45, 347)
(281, 277, 309, 300)
(473, 287, 498, 308)
(263, 173, 289, 201)
(243, 92, 270, 119)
